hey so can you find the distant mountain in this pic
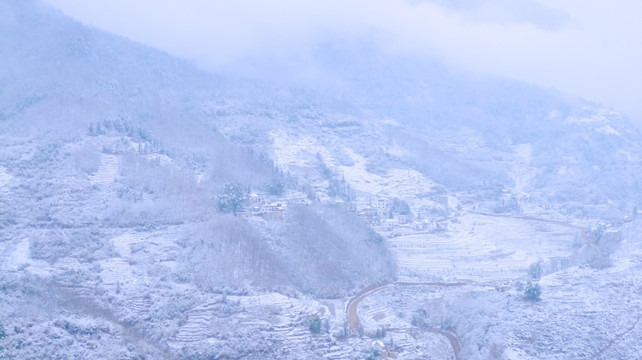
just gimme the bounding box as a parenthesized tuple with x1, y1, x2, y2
(1, 0, 641, 359)
(0, 0, 395, 297)
(206, 42, 642, 219)
(3, 0, 640, 220)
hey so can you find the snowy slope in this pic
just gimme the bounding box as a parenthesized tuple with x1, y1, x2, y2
(1, 1, 642, 359)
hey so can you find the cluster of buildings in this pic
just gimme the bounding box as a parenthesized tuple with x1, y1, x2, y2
(238, 190, 453, 236)
(352, 197, 394, 224)
(239, 193, 289, 218)
(351, 195, 450, 234)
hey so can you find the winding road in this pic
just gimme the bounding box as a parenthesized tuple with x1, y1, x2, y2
(346, 211, 597, 359)
(347, 281, 467, 360)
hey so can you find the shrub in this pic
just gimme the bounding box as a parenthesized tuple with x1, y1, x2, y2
(524, 283, 542, 301)
(365, 349, 381, 360)
(266, 181, 285, 196)
(528, 262, 542, 280)
(391, 198, 411, 215)
(411, 308, 428, 327)
(217, 183, 247, 213)
(308, 314, 322, 334)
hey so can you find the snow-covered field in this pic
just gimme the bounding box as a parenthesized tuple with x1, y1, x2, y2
(234, 127, 642, 358)
(3, 2, 642, 358)
(89, 154, 120, 185)
(100, 228, 182, 289)
(1, 132, 634, 359)
(270, 130, 437, 208)
(389, 212, 577, 282)
(0, 166, 13, 188)
(336, 148, 436, 196)
(0, 166, 15, 200)
(3, 238, 31, 271)
(168, 291, 360, 359)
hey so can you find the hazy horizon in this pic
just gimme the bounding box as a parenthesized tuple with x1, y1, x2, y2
(43, 0, 642, 123)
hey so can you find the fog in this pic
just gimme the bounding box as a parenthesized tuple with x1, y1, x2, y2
(2, 1, 642, 359)
(44, 0, 642, 121)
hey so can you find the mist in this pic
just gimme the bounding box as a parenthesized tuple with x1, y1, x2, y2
(43, 0, 642, 122)
(2, 1, 642, 359)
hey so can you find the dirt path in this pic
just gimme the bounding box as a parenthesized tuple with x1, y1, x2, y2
(589, 315, 640, 360)
(347, 212, 598, 359)
(465, 210, 597, 245)
(347, 282, 467, 360)
(465, 210, 583, 230)
(346, 281, 393, 328)
(426, 329, 462, 357)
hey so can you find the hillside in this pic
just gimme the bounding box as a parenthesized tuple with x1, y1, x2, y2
(1, 0, 641, 359)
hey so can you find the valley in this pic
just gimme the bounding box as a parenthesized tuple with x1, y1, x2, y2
(1, 1, 642, 359)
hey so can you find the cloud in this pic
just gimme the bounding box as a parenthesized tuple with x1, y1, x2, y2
(413, 0, 570, 29)
(42, 0, 642, 121)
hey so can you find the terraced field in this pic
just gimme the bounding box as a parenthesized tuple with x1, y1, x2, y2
(170, 292, 356, 359)
(90, 154, 120, 185)
(389, 212, 578, 282)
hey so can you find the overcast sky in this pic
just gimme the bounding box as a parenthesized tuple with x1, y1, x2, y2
(44, 0, 642, 121)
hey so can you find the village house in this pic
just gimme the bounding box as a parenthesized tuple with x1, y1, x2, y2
(396, 213, 411, 224)
(248, 193, 263, 204)
(358, 206, 378, 225)
(373, 198, 388, 215)
(383, 218, 399, 230)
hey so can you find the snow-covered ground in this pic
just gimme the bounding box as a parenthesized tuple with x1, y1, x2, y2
(111, 232, 146, 258)
(1, 4, 640, 357)
(100, 228, 182, 288)
(270, 130, 438, 210)
(0, 166, 15, 200)
(0, 166, 13, 188)
(389, 212, 577, 283)
(168, 291, 361, 359)
(89, 154, 120, 185)
(270, 130, 331, 171)
(336, 148, 436, 196)
(3, 238, 31, 271)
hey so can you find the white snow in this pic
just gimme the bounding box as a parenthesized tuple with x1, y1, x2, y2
(0, 166, 13, 188)
(596, 124, 621, 136)
(99, 257, 141, 288)
(111, 232, 145, 258)
(89, 154, 120, 185)
(171, 291, 336, 353)
(616, 149, 635, 162)
(338, 148, 436, 196)
(269, 131, 436, 206)
(389, 212, 577, 282)
(565, 108, 618, 125)
(270, 130, 333, 171)
(4, 238, 31, 271)
(514, 143, 532, 165)
(145, 153, 173, 165)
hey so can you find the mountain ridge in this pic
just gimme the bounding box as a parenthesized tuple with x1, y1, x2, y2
(1, 1, 642, 359)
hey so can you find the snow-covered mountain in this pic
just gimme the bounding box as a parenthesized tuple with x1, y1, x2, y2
(1, 1, 641, 359)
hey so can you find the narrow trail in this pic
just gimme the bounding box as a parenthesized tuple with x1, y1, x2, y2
(465, 210, 597, 245)
(347, 281, 468, 360)
(588, 315, 640, 360)
(346, 281, 393, 329)
(464, 210, 584, 230)
(347, 212, 598, 359)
